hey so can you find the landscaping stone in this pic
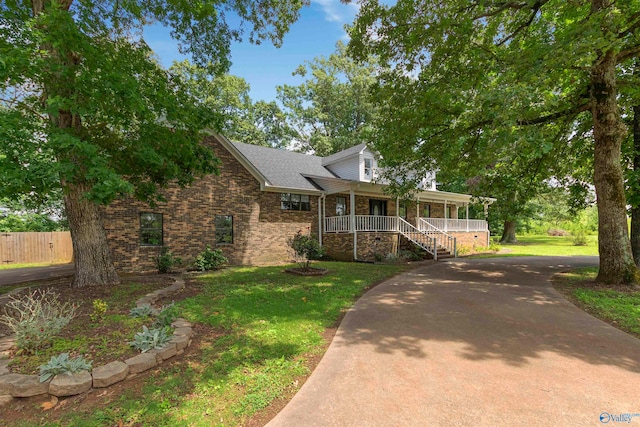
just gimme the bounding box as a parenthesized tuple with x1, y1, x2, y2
(0, 395, 14, 407)
(150, 343, 177, 363)
(92, 361, 129, 388)
(125, 353, 157, 374)
(1, 373, 49, 397)
(0, 350, 10, 360)
(169, 334, 189, 351)
(171, 318, 192, 328)
(49, 371, 92, 397)
(173, 327, 192, 338)
(0, 359, 10, 375)
(0, 337, 16, 352)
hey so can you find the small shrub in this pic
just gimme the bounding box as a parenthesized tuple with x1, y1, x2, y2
(398, 249, 421, 261)
(153, 303, 177, 328)
(384, 252, 402, 264)
(572, 230, 588, 246)
(90, 299, 108, 323)
(129, 305, 153, 318)
(456, 245, 471, 256)
(38, 353, 92, 383)
(288, 229, 325, 270)
(156, 247, 182, 274)
(194, 245, 228, 271)
(373, 253, 385, 263)
(129, 326, 172, 353)
(0, 289, 77, 354)
(489, 242, 501, 253)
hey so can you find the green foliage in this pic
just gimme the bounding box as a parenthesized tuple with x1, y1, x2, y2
(571, 230, 588, 247)
(0, 289, 77, 353)
(170, 61, 295, 149)
(349, 0, 639, 282)
(153, 303, 177, 329)
(129, 305, 153, 319)
(0, 0, 305, 286)
(287, 230, 325, 270)
(194, 245, 228, 271)
(156, 247, 182, 274)
(0, 212, 67, 232)
(277, 41, 381, 156)
(38, 353, 92, 383)
(129, 326, 172, 353)
(90, 299, 108, 323)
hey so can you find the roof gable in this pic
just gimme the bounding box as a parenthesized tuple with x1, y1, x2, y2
(321, 143, 367, 166)
(229, 141, 337, 192)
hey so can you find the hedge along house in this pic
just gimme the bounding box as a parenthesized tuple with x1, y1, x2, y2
(103, 134, 494, 272)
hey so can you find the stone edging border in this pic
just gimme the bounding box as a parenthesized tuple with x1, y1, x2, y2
(0, 276, 192, 406)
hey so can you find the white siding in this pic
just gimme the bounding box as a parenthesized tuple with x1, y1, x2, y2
(326, 157, 360, 180)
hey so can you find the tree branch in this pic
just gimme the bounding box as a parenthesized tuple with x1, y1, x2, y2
(517, 101, 591, 126)
(616, 45, 640, 64)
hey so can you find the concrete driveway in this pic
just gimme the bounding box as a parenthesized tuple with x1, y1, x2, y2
(0, 264, 74, 287)
(267, 256, 640, 427)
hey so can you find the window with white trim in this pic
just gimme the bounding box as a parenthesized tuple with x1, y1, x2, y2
(364, 158, 373, 179)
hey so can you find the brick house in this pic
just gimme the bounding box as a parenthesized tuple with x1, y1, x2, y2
(103, 134, 494, 272)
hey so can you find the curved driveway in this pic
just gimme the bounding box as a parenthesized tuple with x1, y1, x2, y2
(267, 256, 640, 427)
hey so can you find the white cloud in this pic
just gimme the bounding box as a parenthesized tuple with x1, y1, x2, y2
(313, 0, 359, 25)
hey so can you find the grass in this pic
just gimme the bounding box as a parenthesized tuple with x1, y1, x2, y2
(553, 267, 640, 339)
(41, 261, 407, 427)
(474, 234, 599, 257)
(0, 262, 69, 270)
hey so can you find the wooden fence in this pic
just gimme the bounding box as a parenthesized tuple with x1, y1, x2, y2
(0, 232, 73, 265)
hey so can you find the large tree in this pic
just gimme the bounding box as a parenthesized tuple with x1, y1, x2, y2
(277, 41, 380, 156)
(170, 61, 296, 149)
(0, 0, 306, 287)
(349, 0, 640, 285)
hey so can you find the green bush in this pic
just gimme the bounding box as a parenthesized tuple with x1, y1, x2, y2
(0, 289, 77, 354)
(129, 326, 172, 353)
(571, 230, 588, 246)
(153, 303, 177, 328)
(288, 229, 325, 270)
(129, 305, 153, 318)
(38, 353, 92, 382)
(90, 299, 108, 323)
(194, 245, 228, 271)
(156, 247, 182, 274)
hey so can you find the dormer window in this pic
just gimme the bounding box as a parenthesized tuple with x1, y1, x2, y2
(364, 158, 373, 180)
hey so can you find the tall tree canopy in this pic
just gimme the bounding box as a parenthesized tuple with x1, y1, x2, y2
(170, 61, 296, 149)
(349, 0, 640, 285)
(0, 0, 306, 287)
(277, 41, 380, 156)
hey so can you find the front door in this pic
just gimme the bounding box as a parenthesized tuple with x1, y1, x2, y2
(369, 199, 387, 216)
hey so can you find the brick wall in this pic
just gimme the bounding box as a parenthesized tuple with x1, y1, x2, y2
(103, 135, 318, 272)
(322, 231, 399, 262)
(449, 231, 490, 251)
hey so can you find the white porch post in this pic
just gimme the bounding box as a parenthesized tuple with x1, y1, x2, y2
(318, 195, 324, 247)
(396, 198, 399, 220)
(350, 188, 357, 260)
(444, 199, 448, 232)
(466, 203, 469, 232)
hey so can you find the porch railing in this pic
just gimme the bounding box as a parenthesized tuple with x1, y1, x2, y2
(418, 218, 457, 256)
(422, 218, 488, 232)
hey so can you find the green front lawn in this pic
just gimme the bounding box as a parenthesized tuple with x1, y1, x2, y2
(553, 267, 640, 339)
(479, 234, 599, 257)
(48, 261, 408, 427)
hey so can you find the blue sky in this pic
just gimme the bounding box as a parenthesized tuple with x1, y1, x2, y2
(144, 0, 360, 102)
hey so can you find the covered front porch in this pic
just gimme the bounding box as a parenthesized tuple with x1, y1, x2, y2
(311, 180, 492, 261)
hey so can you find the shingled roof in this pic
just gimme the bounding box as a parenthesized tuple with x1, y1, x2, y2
(229, 141, 339, 192)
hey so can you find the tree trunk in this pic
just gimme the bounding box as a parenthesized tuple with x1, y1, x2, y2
(64, 182, 120, 287)
(500, 220, 517, 243)
(632, 104, 640, 266)
(591, 47, 638, 284)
